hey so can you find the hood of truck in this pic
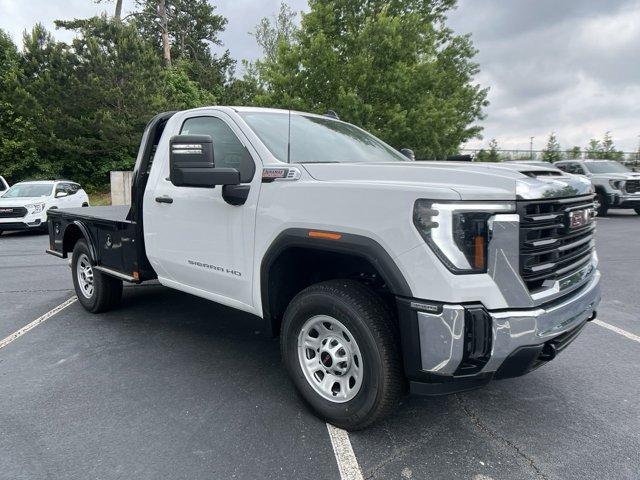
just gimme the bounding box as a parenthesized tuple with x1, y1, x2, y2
(0, 196, 48, 206)
(590, 172, 640, 181)
(301, 162, 594, 200)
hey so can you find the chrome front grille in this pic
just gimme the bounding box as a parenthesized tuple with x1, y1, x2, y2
(518, 195, 596, 292)
(625, 180, 640, 194)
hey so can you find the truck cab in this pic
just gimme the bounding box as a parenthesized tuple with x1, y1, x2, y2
(47, 107, 601, 429)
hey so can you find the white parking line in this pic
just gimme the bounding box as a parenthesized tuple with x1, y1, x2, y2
(593, 319, 640, 343)
(0, 297, 77, 350)
(326, 423, 364, 480)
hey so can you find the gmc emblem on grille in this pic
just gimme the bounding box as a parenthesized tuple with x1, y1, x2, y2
(567, 208, 593, 229)
(0, 208, 13, 213)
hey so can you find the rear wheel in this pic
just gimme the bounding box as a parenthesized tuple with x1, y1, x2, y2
(281, 279, 403, 430)
(594, 193, 608, 216)
(72, 239, 123, 313)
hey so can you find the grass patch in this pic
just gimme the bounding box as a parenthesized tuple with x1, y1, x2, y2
(88, 190, 111, 206)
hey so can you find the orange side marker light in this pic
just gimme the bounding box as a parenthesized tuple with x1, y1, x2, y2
(308, 230, 342, 241)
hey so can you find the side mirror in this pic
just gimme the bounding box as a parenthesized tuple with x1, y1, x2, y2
(55, 191, 69, 198)
(401, 148, 416, 161)
(169, 134, 240, 188)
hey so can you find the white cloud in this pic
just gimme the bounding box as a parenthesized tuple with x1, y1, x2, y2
(451, 0, 640, 152)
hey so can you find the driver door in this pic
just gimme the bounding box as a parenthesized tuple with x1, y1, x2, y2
(144, 111, 261, 313)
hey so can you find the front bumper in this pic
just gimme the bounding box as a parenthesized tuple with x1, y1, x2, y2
(398, 270, 601, 395)
(0, 218, 46, 231)
(609, 192, 640, 208)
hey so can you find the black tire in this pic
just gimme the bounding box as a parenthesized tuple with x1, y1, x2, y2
(635, 208, 640, 215)
(72, 239, 123, 313)
(281, 279, 403, 430)
(595, 193, 608, 217)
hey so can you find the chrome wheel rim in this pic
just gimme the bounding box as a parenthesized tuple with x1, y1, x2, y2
(297, 315, 364, 403)
(594, 196, 601, 213)
(76, 253, 94, 299)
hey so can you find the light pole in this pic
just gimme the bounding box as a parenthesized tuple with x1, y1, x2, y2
(530, 136, 534, 160)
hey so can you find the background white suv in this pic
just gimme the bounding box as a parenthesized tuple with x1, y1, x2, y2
(0, 180, 89, 235)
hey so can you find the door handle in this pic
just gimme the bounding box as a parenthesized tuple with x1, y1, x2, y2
(155, 196, 173, 204)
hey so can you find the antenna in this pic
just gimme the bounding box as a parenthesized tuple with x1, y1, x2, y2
(286, 107, 292, 164)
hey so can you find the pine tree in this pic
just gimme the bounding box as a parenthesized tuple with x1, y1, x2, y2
(542, 132, 563, 162)
(486, 139, 501, 162)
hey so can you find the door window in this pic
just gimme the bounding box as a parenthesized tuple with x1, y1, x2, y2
(561, 163, 586, 174)
(180, 116, 256, 182)
(64, 183, 79, 195)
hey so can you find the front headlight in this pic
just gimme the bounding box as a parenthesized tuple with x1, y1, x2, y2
(609, 180, 625, 190)
(413, 200, 516, 273)
(25, 202, 46, 214)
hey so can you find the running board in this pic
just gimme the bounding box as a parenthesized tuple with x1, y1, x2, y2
(94, 266, 139, 283)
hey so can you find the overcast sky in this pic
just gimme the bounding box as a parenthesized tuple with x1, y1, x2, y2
(1, 0, 639, 152)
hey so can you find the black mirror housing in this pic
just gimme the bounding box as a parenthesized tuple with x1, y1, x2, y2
(401, 148, 416, 161)
(173, 167, 240, 188)
(169, 135, 240, 187)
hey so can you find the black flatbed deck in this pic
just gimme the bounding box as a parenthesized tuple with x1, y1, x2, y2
(56, 205, 132, 223)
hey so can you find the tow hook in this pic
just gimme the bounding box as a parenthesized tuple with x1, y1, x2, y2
(587, 310, 597, 322)
(539, 343, 557, 361)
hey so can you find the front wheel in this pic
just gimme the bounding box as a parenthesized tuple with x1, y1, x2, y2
(72, 239, 123, 313)
(594, 193, 608, 216)
(281, 280, 403, 430)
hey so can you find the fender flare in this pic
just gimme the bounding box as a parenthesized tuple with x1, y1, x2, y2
(63, 220, 98, 262)
(260, 228, 413, 322)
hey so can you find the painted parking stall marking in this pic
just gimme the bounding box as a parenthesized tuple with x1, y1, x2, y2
(0, 297, 77, 350)
(593, 318, 640, 343)
(326, 423, 364, 480)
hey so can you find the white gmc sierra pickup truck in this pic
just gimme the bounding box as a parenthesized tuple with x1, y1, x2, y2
(46, 107, 601, 430)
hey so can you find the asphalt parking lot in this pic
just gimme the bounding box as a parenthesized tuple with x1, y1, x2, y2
(1, 211, 639, 480)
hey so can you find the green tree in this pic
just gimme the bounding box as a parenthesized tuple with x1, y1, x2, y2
(585, 138, 602, 159)
(222, 61, 262, 105)
(0, 30, 40, 183)
(542, 132, 563, 162)
(485, 138, 501, 162)
(253, 2, 298, 65)
(600, 131, 623, 160)
(132, 0, 234, 94)
(474, 149, 487, 162)
(254, 0, 489, 159)
(38, 18, 172, 186)
(565, 146, 582, 160)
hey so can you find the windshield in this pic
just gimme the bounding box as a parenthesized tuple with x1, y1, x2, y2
(2, 184, 52, 198)
(240, 112, 407, 163)
(585, 161, 631, 174)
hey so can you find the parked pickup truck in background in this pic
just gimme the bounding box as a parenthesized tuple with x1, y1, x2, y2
(554, 159, 640, 216)
(46, 107, 601, 429)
